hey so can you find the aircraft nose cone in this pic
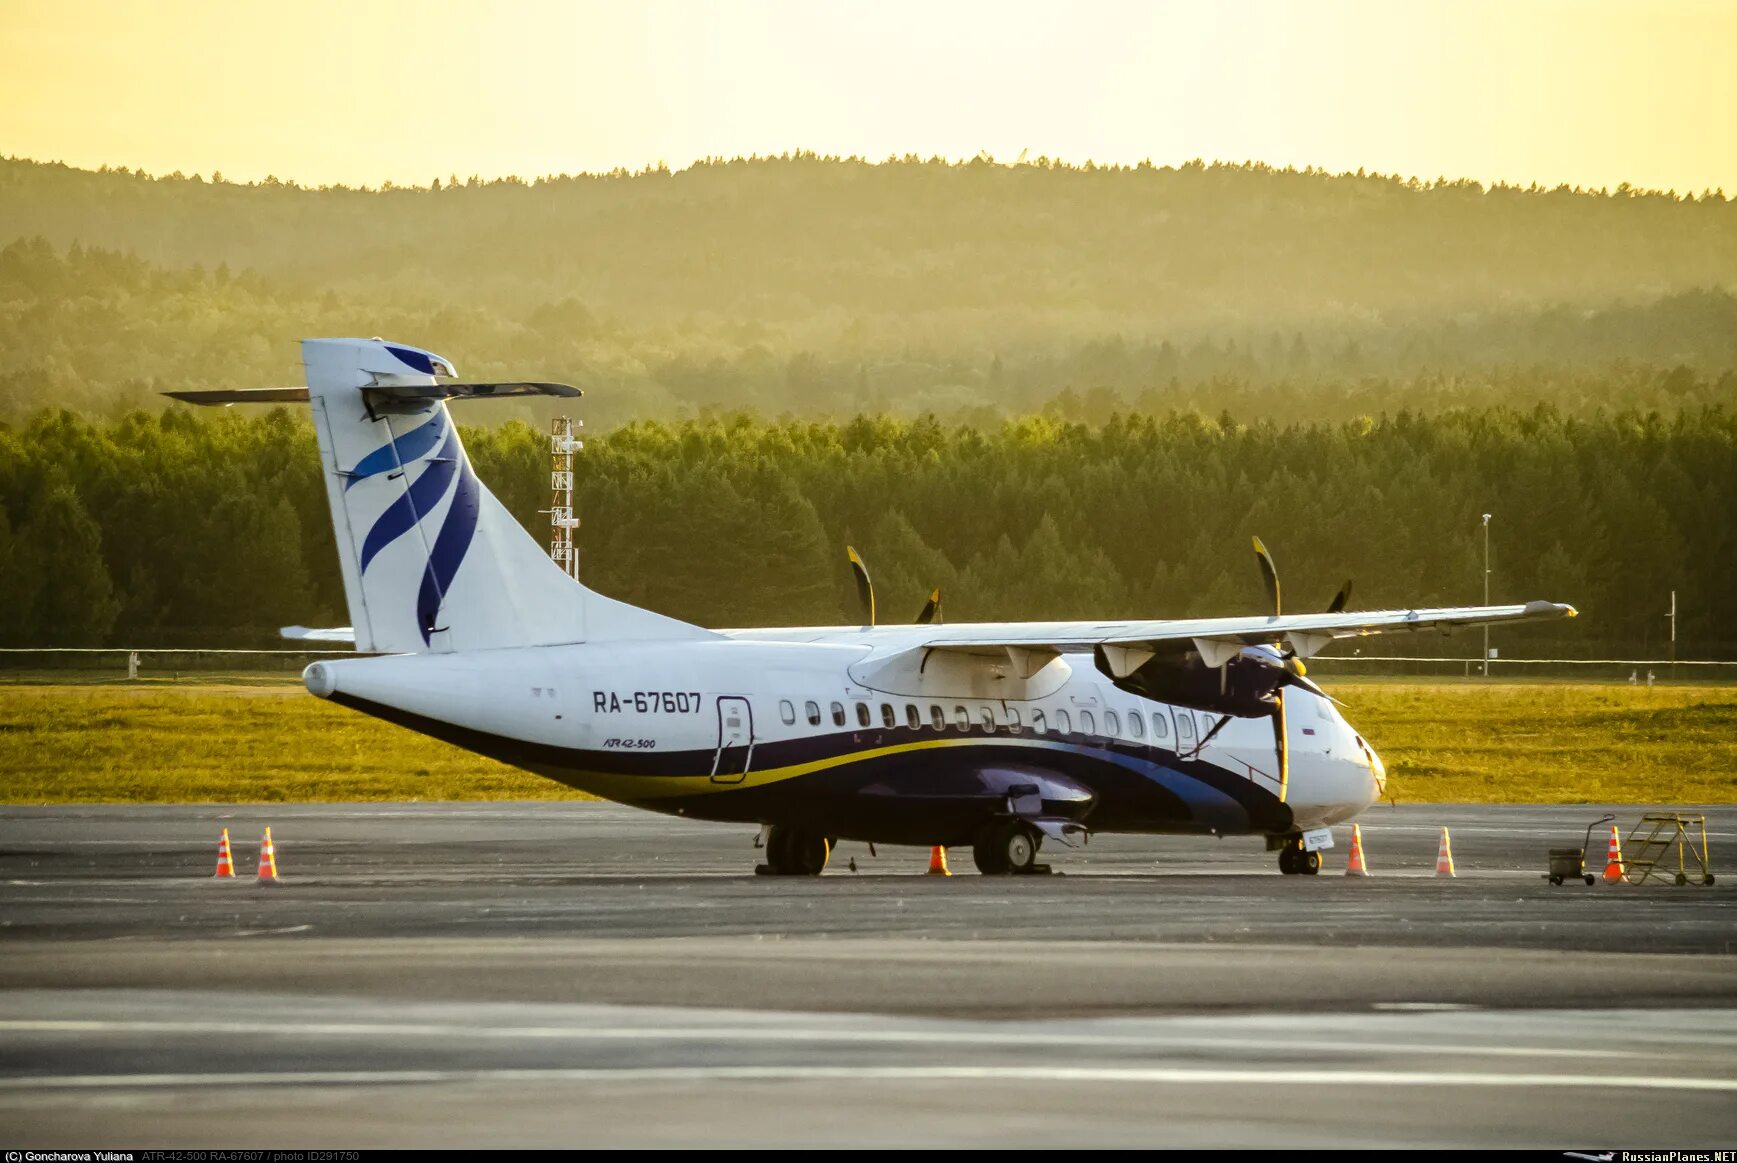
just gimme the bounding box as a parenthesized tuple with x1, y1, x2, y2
(303, 661, 336, 698)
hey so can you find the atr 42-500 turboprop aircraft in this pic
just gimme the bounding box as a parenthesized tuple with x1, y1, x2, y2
(171, 339, 1578, 876)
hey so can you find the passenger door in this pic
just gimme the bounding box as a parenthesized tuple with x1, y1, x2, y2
(711, 696, 754, 784)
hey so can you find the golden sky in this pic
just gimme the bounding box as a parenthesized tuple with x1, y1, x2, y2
(2, 0, 1732, 192)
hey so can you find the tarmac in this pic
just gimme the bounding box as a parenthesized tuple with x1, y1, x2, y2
(1, 801, 1733, 1147)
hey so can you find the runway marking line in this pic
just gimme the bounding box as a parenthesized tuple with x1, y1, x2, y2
(0, 1019, 1689, 1060)
(2, 1066, 1733, 1093)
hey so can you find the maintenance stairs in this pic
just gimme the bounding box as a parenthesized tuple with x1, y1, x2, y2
(1622, 813, 1715, 886)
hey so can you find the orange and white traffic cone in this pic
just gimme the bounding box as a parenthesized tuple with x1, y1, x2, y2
(213, 828, 235, 879)
(926, 846, 951, 876)
(1344, 824, 1371, 877)
(1602, 823, 1625, 884)
(257, 826, 280, 883)
(1434, 827, 1457, 877)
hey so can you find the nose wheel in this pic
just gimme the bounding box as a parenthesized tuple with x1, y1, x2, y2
(1278, 838, 1321, 875)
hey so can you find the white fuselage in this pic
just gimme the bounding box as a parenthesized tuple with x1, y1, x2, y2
(305, 628, 1384, 842)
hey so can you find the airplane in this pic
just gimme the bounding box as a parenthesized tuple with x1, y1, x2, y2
(170, 338, 1578, 876)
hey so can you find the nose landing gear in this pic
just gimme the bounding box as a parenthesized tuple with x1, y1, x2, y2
(1277, 836, 1321, 875)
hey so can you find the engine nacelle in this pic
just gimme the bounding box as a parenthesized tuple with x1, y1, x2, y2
(1093, 644, 1284, 718)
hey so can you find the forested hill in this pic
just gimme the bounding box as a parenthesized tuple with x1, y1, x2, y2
(1, 154, 1735, 423)
(1, 406, 1730, 657)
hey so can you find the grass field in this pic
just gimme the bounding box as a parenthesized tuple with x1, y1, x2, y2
(0, 678, 1733, 804)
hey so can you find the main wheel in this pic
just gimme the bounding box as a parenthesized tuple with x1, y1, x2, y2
(1278, 845, 1299, 875)
(1549, 875, 1563, 886)
(1297, 849, 1322, 876)
(973, 820, 1040, 875)
(764, 825, 793, 872)
(789, 832, 830, 876)
(764, 825, 829, 876)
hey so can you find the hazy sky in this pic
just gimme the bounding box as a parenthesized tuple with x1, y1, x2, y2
(2, 0, 1732, 192)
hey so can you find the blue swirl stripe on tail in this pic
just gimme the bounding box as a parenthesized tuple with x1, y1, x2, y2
(358, 429, 461, 574)
(344, 411, 448, 491)
(416, 459, 482, 643)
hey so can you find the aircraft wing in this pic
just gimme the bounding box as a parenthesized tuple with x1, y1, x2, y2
(281, 625, 358, 644)
(909, 601, 1577, 677)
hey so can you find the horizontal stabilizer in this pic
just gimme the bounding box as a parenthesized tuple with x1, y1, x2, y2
(166, 382, 581, 408)
(281, 625, 358, 643)
(164, 387, 310, 406)
(367, 381, 582, 401)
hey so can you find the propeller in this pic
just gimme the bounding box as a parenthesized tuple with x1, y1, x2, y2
(848, 546, 943, 627)
(847, 546, 875, 628)
(1243, 537, 1351, 797)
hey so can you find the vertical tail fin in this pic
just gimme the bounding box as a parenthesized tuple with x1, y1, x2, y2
(175, 338, 712, 653)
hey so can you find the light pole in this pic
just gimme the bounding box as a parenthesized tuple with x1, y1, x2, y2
(1482, 513, 1492, 677)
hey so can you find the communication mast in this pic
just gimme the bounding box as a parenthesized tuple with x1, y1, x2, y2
(543, 416, 584, 579)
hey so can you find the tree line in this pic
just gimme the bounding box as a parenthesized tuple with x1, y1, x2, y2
(1, 153, 1734, 424)
(1, 404, 1730, 658)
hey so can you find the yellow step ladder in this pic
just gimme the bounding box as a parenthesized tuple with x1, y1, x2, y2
(1622, 813, 1715, 886)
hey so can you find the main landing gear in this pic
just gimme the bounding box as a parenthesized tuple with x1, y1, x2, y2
(972, 819, 1047, 876)
(1277, 835, 1321, 876)
(757, 824, 831, 876)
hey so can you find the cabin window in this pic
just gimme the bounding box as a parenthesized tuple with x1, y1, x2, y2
(1056, 709, 1072, 734)
(805, 700, 822, 726)
(954, 706, 970, 731)
(831, 702, 847, 727)
(980, 707, 996, 732)
(1177, 713, 1195, 742)
(779, 699, 796, 726)
(1080, 709, 1096, 735)
(1007, 707, 1023, 733)
(1151, 712, 1168, 739)
(857, 702, 872, 727)
(1128, 710, 1144, 739)
(929, 705, 945, 730)
(906, 704, 921, 730)
(881, 703, 896, 728)
(1105, 709, 1120, 737)
(1031, 709, 1047, 733)
(1198, 712, 1215, 737)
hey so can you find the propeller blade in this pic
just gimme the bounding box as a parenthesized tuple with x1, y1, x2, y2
(846, 546, 875, 628)
(1252, 536, 1281, 617)
(1271, 688, 1289, 802)
(1326, 579, 1353, 614)
(915, 588, 942, 625)
(1279, 668, 1343, 705)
